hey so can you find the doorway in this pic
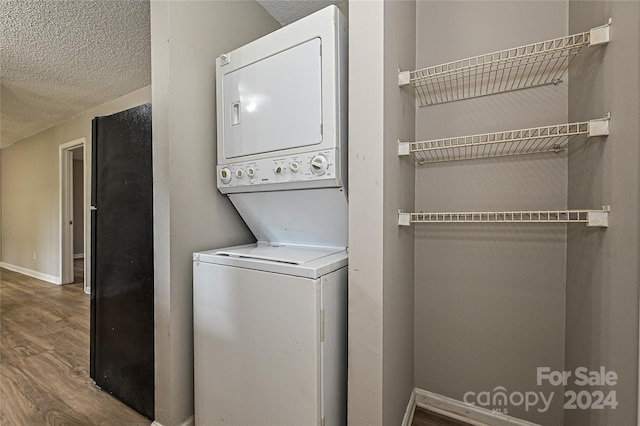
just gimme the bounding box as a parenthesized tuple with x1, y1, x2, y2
(71, 146, 85, 285)
(59, 138, 88, 290)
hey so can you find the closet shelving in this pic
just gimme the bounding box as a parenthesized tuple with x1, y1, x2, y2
(398, 114, 610, 164)
(399, 20, 611, 106)
(398, 206, 610, 228)
(398, 21, 612, 229)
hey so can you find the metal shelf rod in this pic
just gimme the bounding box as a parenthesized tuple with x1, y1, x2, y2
(398, 206, 610, 228)
(398, 115, 610, 164)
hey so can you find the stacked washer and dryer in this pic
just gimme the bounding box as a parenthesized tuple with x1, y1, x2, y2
(193, 6, 348, 426)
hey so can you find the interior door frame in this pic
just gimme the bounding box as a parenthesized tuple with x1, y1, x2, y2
(59, 137, 88, 289)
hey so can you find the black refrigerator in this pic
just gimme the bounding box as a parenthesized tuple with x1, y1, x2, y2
(90, 103, 154, 420)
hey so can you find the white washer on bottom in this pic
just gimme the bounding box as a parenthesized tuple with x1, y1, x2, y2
(193, 242, 347, 426)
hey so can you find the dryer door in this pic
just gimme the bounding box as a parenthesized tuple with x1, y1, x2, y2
(221, 37, 323, 159)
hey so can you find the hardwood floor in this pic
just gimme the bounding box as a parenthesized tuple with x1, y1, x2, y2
(73, 258, 84, 285)
(0, 263, 151, 425)
(412, 406, 474, 426)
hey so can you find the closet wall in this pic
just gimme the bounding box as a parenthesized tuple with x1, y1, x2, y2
(348, 1, 416, 424)
(412, 2, 569, 424)
(348, 1, 636, 424)
(566, 1, 640, 425)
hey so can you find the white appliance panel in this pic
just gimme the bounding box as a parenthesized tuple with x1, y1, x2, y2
(216, 5, 347, 178)
(223, 38, 323, 159)
(217, 149, 343, 193)
(320, 267, 348, 426)
(193, 263, 321, 425)
(193, 256, 347, 426)
(229, 188, 348, 248)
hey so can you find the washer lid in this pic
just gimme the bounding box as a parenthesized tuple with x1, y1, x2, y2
(216, 243, 342, 265)
(194, 243, 348, 278)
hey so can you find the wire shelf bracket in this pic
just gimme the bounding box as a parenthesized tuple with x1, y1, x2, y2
(398, 206, 610, 228)
(399, 20, 611, 106)
(398, 114, 610, 164)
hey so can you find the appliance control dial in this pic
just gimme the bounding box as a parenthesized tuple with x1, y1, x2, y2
(310, 154, 328, 175)
(236, 169, 244, 178)
(220, 167, 232, 184)
(274, 165, 283, 175)
(246, 167, 255, 177)
(290, 161, 299, 173)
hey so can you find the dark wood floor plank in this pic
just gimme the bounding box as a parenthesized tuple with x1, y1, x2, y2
(412, 406, 474, 426)
(0, 264, 150, 425)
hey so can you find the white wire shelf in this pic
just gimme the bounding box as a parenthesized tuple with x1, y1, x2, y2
(399, 20, 611, 107)
(398, 114, 610, 164)
(398, 206, 610, 228)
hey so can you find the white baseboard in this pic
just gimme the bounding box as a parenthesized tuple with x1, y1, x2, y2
(151, 415, 194, 426)
(73, 253, 84, 259)
(414, 388, 540, 426)
(401, 388, 417, 426)
(0, 262, 61, 285)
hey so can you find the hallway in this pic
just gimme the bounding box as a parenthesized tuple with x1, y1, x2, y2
(0, 267, 150, 425)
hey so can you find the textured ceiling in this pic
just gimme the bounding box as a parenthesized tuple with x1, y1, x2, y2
(0, 0, 150, 148)
(257, 0, 342, 26)
(0, 0, 341, 149)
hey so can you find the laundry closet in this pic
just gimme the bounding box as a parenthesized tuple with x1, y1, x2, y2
(348, 1, 639, 426)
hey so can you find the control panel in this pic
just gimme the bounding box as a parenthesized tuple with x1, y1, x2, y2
(217, 149, 341, 193)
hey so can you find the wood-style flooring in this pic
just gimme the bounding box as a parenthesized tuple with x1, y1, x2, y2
(0, 261, 151, 425)
(73, 258, 84, 284)
(412, 406, 474, 426)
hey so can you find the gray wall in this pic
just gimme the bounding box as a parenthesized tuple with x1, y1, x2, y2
(150, 2, 279, 424)
(0, 149, 2, 262)
(413, 2, 569, 424)
(566, 2, 640, 425)
(348, 1, 415, 424)
(382, 1, 416, 424)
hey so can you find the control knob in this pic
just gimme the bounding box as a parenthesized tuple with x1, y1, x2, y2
(219, 167, 232, 184)
(310, 154, 328, 175)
